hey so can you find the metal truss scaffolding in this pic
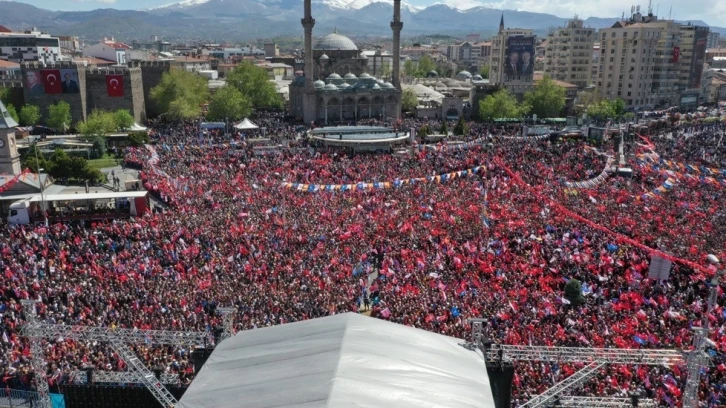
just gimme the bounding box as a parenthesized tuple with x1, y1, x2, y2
(107, 337, 178, 408)
(217, 307, 236, 343)
(70, 371, 180, 385)
(22, 323, 209, 347)
(519, 362, 604, 407)
(20, 300, 52, 408)
(555, 396, 658, 407)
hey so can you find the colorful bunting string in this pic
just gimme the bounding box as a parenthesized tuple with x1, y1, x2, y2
(561, 155, 616, 189)
(0, 168, 34, 194)
(281, 166, 487, 193)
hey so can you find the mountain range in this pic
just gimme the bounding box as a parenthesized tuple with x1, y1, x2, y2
(0, 0, 723, 43)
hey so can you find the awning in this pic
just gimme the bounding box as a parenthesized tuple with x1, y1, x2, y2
(234, 118, 259, 130)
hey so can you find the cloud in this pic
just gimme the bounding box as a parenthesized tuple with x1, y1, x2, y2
(73, 0, 117, 3)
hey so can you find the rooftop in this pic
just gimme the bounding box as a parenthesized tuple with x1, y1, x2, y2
(314, 31, 358, 52)
(0, 60, 20, 69)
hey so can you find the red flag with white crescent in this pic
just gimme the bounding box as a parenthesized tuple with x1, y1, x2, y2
(40, 69, 62, 94)
(106, 74, 124, 97)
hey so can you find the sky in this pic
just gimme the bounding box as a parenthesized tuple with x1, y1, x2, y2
(12, 0, 725, 26)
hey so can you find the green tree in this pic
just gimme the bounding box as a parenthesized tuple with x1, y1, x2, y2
(380, 61, 392, 80)
(21, 143, 49, 173)
(564, 278, 585, 307)
(207, 86, 252, 122)
(479, 89, 528, 121)
(524, 75, 566, 119)
(225, 62, 283, 109)
(19, 105, 41, 126)
(150, 69, 210, 121)
(401, 88, 418, 112)
(127, 131, 150, 147)
(6, 104, 19, 124)
(46, 101, 72, 132)
(78, 110, 117, 138)
(0, 88, 10, 105)
(479, 65, 490, 79)
(47, 149, 101, 181)
(416, 55, 436, 77)
(114, 109, 135, 131)
(453, 116, 468, 136)
(586, 100, 616, 120)
(403, 59, 416, 78)
(439, 121, 448, 135)
(612, 98, 626, 117)
(417, 125, 431, 137)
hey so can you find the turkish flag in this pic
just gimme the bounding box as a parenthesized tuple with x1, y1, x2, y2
(106, 74, 124, 97)
(40, 69, 62, 94)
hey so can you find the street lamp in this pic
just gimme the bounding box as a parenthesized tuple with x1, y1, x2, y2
(33, 142, 48, 226)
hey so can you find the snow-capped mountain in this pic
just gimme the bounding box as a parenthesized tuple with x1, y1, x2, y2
(146, 0, 210, 11)
(147, 0, 422, 13)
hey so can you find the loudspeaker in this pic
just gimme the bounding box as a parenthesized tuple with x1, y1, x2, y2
(486, 364, 515, 408)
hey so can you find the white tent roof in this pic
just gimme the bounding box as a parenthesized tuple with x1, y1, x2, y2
(130, 122, 147, 131)
(177, 313, 495, 408)
(234, 118, 259, 130)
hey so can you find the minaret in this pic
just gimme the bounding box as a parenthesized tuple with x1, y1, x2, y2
(301, 0, 316, 123)
(499, 14, 504, 33)
(391, 0, 403, 89)
(0, 99, 21, 176)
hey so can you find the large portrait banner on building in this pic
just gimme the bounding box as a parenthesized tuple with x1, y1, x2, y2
(106, 74, 124, 97)
(40, 69, 62, 94)
(60, 69, 80, 94)
(505, 36, 535, 78)
(25, 70, 45, 97)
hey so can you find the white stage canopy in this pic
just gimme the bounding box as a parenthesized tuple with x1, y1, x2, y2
(177, 313, 495, 408)
(234, 118, 259, 130)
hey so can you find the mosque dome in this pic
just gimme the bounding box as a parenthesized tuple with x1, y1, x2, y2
(359, 73, 372, 79)
(323, 83, 338, 91)
(370, 83, 381, 90)
(319, 53, 330, 60)
(457, 70, 472, 79)
(426, 70, 439, 78)
(313, 80, 326, 89)
(344, 72, 357, 80)
(338, 82, 351, 90)
(314, 31, 359, 51)
(382, 82, 395, 89)
(327, 72, 342, 80)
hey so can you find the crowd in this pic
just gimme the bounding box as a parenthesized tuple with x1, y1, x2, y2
(2, 113, 726, 406)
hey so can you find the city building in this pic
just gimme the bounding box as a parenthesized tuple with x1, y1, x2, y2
(678, 24, 710, 91)
(489, 15, 536, 97)
(361, 49, 397, 80)
(201, 46, 264, 60)
(707, 32, 721, 49)
(0, 60, 20, 80)
(0, 29, 62, 64)
(648, 19, 682, 107)
(82, 39, 131, 65)
(290, 0, 401, 124)
(264, 43, 279, 58)
(543, 17, 595, 88)
(400, 46, 443, 61)
(596, 9, 662, 108)
(58, 36, 81, 55)
(466, 33, 481, 43)
(707, 48, 726, 62)
(131, 36, 172, 53)
(701, 68, 726, 103)
(591, 42, 601, 85)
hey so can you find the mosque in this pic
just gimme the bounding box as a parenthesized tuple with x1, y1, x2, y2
(289, 0, 403, 124)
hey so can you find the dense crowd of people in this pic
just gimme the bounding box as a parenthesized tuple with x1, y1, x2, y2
(2, 113, 726, 406)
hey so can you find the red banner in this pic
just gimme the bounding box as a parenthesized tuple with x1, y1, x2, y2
(40, 69, 62, 94)
(106, 74, 124, 97)
(672, 47, 680, 63)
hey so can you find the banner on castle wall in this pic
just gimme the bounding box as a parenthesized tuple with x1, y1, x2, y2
(40, 69, 62, 94)
(60, 69, 80, 94)
(106, 74, 124, 97)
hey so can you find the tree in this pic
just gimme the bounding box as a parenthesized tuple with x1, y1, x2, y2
(564, 278, 585, 307)
(586, 100, 616, 120)
(417, 125, 431, 137)
(612, 98, 626, 117)
(114, 109, 135, 131)
(77, 110, 116, 159)
(225, 62, 283, 109)
(207, 86, 252, 122)
(479, 89, 528, 121)
(403, 59, 416, 78)
(401, 88, 418, 112)
(524, 75, 566, 119)
(19, 105, 41, 126)
(439, 120, 448, 135)
(6, 104, 19, 124)
(479, 65, 490, 79)
(150, 69, 210, 121)
(416, 55, 436, 77)
(46, 101, 72, 132)
(380, 61, 392, 81)
(21, 143, 49, 173)
(0, 88, 10, 105)
(47, 149, 101, 181)
(453, 116, 468, 136)
(127, 131, 150, 147)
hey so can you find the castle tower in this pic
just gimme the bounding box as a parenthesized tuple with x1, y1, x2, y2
(391, 0, 403, 89)
(0, 100, 21, 176)
(301, 0, 317, 123)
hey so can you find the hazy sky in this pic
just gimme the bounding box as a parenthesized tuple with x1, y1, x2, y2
(14, 0, 724, 26)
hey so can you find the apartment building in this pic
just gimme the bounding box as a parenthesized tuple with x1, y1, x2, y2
(707, 32, 720, 49)
(0, 29, 62, 64)
(489, 16, 536, 97)
(543, 17, 595, 88)
(648, 19, 681, 107)
(678, 24, 709, 91)
(597, 14, 661, 107)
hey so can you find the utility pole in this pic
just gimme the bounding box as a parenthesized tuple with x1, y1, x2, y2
(33, 142, 48, 226)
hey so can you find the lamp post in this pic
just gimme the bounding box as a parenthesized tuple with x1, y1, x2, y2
(682, 254, 724, 408)
(33, 142, 48, 226)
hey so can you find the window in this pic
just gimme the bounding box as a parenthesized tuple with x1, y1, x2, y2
(10, 210, 17, 216)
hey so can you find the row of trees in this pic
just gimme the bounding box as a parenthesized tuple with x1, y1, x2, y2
(150, 63, 283, 122)
(3, 100, 73, 130)
(478, 76, 567, 121)
(22, 146, 103, 182)
(75, 109, 136, 158)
